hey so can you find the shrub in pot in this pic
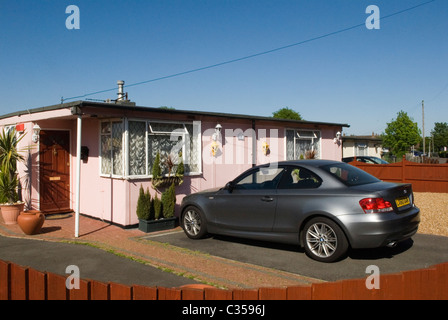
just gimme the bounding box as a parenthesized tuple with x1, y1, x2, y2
(136, 185, 151, 221)
(161, 182, 176, 219)
(137, 184, 177, 233)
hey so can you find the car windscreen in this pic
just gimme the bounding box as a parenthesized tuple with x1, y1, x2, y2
(320, 163, 380, 186)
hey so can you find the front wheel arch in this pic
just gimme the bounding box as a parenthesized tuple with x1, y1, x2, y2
(181, 205, 208, 239)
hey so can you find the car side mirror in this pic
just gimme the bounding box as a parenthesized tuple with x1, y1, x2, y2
(225, 181, 235, 193)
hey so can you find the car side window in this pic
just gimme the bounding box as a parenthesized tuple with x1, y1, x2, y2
(234, 167, 285, 190)
(277, 166, 322, 189)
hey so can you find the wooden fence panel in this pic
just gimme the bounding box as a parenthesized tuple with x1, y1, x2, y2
(28, 269, 46, 300)
(204, 287, 233, 300)
(0, 260, 10, 300)
(258, 287, 287, 300)
(133, 284, 158, 300)
(10, 264, 27, 300)
(311, 281, 343, 300)
(378, 273, 404, 300)
(110, 283, 132, 300)
(90, 280, 109, 300)
(232, 288, 259, 300)
(46, 273, 67, 300)
(349, 158, 448, 193)
(1, 259, 448, 300)
(69, 278, 90, 300)
(435, 263, 448, 299)
(286, 285, 312, 300)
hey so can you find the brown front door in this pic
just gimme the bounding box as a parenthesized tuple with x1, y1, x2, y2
(39, 130, 71, 213)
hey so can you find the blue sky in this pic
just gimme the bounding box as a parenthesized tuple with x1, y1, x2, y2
(1, 0, 447, 136)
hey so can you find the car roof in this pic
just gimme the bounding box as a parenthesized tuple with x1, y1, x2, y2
(259, 159, 341, 168)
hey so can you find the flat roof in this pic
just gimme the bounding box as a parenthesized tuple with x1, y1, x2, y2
(0, 100, 350, 128)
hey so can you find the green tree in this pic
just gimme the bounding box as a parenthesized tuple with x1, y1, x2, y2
(383, 111, 421, 159)
(272, 107, 302, 120)
(431, 122, 448, 151)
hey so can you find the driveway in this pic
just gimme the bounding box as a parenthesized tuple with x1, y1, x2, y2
(147, 232, 448, 282)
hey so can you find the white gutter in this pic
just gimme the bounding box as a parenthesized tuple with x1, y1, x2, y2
(75, 115, 82, 237)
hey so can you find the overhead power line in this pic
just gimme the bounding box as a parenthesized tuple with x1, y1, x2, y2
(62, 0, 436, 103)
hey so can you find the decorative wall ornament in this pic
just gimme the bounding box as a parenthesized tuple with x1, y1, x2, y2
(211, 140, 220, 157)
(262, 141, 270, 156)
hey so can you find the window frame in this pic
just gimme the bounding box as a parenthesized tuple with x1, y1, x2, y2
(99, 118, 125, 178)
(285, 128, 322, 160)
(99, 118, 202, 179)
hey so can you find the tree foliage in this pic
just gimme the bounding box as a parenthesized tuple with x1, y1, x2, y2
(431, 122, 448, 151)
(383, 111, 421, 158)
(272, 107, 302, 120)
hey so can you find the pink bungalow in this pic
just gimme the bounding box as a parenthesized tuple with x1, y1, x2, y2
(0, 86, 348, 235)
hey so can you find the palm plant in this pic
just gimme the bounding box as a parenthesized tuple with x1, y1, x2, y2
(0, 128, 26, 204)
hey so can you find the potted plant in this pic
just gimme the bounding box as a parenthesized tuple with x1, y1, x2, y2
(137, 183, 178, 233)
(0, 128, 26, 225)
(151, 152, 184, 189)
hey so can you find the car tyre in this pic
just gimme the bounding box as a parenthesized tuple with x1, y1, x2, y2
(302, 217, 348, 263)
(182, 206, 208, 239)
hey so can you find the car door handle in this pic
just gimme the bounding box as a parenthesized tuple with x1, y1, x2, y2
(261, 196, 274, 202)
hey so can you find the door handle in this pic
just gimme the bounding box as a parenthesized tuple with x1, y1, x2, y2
(261, 196, 274, 202)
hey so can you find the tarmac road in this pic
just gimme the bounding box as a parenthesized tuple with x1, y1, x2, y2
(146, 231, 448, 282)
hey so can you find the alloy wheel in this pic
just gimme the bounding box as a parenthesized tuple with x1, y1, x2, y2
(183, 209, 202, 237)
(305, 222, 338, 258)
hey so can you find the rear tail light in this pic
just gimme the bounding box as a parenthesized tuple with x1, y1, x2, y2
(359, 198, 393, 214)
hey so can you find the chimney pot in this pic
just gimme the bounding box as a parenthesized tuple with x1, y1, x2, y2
(117, 80, 125, 101)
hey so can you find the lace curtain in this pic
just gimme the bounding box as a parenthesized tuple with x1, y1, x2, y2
(102, 120, 201, 177)
(286, 129, 321, 160)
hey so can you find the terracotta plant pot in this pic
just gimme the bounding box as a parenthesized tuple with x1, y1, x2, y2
(17, 210, 45, 235)
(0, 203, 25, 225)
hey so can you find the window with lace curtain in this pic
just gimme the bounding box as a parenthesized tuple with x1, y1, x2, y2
(286, 129, 321, 160)
(100, 120, 123, 176)
(100, 119, 201, 177)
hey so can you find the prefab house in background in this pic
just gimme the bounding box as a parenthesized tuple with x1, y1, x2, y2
(342, 134, 384, 159)
(0, 93, 349, 230)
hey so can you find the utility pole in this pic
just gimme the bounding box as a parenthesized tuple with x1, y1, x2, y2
(422, 100, 425, 156)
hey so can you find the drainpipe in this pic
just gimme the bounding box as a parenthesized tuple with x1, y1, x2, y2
(75, 114, 82, 238)
(252, 120, 256, 167)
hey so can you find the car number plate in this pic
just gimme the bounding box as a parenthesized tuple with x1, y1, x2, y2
(395, 196, 410, 208)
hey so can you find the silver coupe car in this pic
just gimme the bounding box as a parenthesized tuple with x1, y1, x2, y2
(180, 160, 420, 262)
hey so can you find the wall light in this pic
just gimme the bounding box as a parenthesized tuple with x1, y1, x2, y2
(213, 123, 222, 141)
(334, 131, 341, 144)
(32, 124, 41, 143)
